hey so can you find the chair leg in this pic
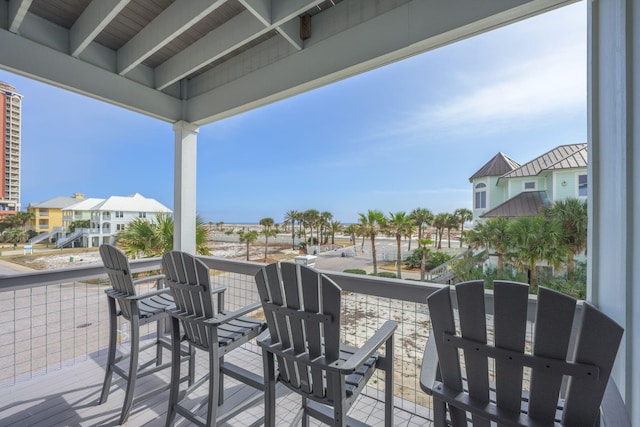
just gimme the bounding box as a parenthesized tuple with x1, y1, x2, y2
(99, 297, 118, 404)
(384, 335, 395, 427)
(165, 318, 181, 427)
(206, 346, 220, 427)
(262, 349, 276, 427)
(120, 316, 140, 425)
(432, 398, 447, 427)
(218, 354, 224, 406)
(302, 397, 309, 427)
(188, 343, 195, 387)
(155, 318, 163, 366)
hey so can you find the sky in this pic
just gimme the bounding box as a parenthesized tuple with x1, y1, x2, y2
(0, 2, 587, 224)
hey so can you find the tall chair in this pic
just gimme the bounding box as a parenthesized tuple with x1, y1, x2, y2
(162, 251, 267, 427)
(99, 244, 194, 425)
(254, 262, 397, 426)
(420, 280, 626, 426)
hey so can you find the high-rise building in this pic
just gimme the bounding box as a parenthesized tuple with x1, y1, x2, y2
(0, 81, 22, 218)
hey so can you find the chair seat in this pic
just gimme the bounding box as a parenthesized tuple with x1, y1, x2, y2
(139, 294, 175, 317)
(218, 316, 266, 347)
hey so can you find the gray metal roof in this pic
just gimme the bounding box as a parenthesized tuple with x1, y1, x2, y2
(0, 0, 572, 127)
(500, 143, 587, 180)
(469, 152, 520, 182)
(27, 196, 84, 209)
(480, 191, 551, 219)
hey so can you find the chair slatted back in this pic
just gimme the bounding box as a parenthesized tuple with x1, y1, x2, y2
(99, 244, 138, 320)
(255, 262, 341, 401)
(162, 251, 216, 350)
(428, 280, 624, 426)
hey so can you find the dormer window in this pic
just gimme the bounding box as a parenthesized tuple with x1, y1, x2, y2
(475, 183, 487, 209)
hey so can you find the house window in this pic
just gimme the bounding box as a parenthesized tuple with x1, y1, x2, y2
(475, 183, 487, 209)
(524, 181, 536, 190)
(578, 174, 587, 197)
(139, 212, 146, 218)
(115, 211, 124, 218)
(116, 224, 126, 231)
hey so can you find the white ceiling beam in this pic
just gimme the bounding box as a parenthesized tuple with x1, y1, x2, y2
(240, 0, 304, 50)
(70, 0, 130, 57)
(276, 17, 303, 50)
(187, 0, 577, 125)
(0, 26, 182, 122)
(238, 0, 271, 26)
(8, 0, 32, 33)
(117, 0, 226, 76)
(154, 0, 323, 90)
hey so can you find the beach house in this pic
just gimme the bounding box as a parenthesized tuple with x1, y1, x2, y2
(27, 192, 85, 234)
(39, 193, 171, 248)
(470, 144, 587, 223)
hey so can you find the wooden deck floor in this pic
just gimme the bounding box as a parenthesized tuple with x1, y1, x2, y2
(0, 342, 431, 426)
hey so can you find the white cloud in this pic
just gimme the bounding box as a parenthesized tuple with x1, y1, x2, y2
(426, 44, 585, 132)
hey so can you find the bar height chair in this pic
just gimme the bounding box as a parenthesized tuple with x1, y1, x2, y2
(162, 251, 267, 427)
(420, 280, 626, 426)
(98, 244, 194, 425)
(254, 262, 397, 427)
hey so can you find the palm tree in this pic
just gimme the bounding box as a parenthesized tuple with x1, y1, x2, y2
(545, 199, 587, 280)
(329, 220, 342, 246)
(432, 213, 448, 249)
(418, 238, 433, 281)
(284, 210, 298, 249)
(410, 208, 434, 241)
(259, 217, 276, 260)
(319, 211, 333, 244)
(454, 208, 473, 248)
(358, 210, 386, 275)
(443, 213, 458, 248)
(404, 223, 416, 251)
(465, 217, 511, 279)
(302, 209, 319, 246)
(387, 211, 412, 279)
(117, 214, 210, 257)
(344, 223, 358, 252)
(238, 230, 259, 261)
(508, 215, 567, 291)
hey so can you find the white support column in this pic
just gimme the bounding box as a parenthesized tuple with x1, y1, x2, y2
(588, 0, 638, 422)
(173, 121, 199, 254)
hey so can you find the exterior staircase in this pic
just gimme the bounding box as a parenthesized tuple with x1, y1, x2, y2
(55, 230, 83, 248)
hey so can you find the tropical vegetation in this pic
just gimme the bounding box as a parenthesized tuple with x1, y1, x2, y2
(116, 214, 210, 257)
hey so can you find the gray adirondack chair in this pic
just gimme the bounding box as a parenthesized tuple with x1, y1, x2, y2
(162, 251, 267, 427)
(99, 244, 194, 425)
(254, 262, 397, 426)
(420, 280, 626, 426)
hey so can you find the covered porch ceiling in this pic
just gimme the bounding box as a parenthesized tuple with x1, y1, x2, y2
(0, 0, 574, 126)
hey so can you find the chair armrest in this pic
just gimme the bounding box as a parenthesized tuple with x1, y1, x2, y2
(601, 377, 631, 427)
(205, 301, 262, 326)
(419, 333, 439, 395)
(329, 320, 397, 374)
(211, 286, 227, 294)
(133, 274, 165, 288)
(126, 287, 172, 300)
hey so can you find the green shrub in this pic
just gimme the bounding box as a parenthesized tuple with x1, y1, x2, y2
(372, 271, 397, 278)
(404, 249, 453, 270)
(343, 269, 366, 275)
